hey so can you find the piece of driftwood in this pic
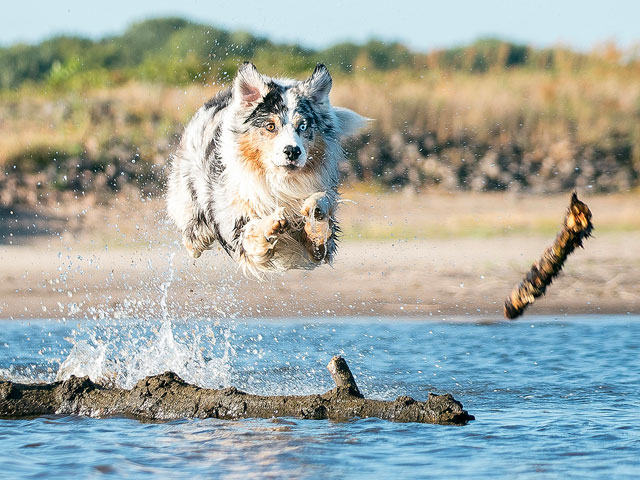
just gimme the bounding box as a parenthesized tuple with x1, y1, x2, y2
(327, 355, 363, 398)
(0, 355, 473, 425)
(504, 192, 594, 319)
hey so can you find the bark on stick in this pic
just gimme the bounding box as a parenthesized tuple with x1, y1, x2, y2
(504, 192, 593, 319)
(0, 357, 473, 425)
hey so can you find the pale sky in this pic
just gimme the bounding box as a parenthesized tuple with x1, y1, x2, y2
(2, 0, 639, 51)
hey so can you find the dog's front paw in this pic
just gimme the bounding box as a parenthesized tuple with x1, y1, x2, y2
(265, 206, 288, 241)
(242, 208, 289, 262)
(301, 192, 331, 221)
(301, 193, 334, 262)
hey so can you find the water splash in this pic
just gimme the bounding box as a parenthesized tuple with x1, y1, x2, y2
(159, 252, 175, 323)
(56, 251, 236, 389)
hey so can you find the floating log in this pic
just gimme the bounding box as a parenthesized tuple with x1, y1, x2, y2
(0, 356, 473, 425)
(327, 355, 363, 398)
(504, 192, 594, 319)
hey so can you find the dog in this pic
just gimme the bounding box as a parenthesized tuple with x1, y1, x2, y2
(166, 62, 367, 277)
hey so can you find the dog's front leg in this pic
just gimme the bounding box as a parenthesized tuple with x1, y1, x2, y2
(301, 192, 337, 262)
(240, 207, 288, 267)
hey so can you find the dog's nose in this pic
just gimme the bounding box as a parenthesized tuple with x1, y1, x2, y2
(283, 145, 301, 161)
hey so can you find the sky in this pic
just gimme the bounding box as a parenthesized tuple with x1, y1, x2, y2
(2, 0, 639, 52)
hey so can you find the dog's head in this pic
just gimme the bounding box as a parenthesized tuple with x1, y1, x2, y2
(230, 62, 368, 173)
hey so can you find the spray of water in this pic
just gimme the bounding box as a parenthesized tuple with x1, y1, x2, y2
(56, 251, 235, 389)
(3, 208, 328, 392)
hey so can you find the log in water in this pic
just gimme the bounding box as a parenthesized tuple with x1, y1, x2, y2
(0, 355, 473, 425)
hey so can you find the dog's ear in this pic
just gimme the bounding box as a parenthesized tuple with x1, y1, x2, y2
(334, 107, 371, 139)
(234, 62, 268, 105)
(303, 63, 332, 102)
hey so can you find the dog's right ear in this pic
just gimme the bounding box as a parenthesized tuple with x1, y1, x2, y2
(234, 62, 268, 105)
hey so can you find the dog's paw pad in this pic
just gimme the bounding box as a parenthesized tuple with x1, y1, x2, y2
(309, 243, 327, 262)
(301, 192, 330, 221)
(273, 218, 288, 232)
(265, 208, 288, 240)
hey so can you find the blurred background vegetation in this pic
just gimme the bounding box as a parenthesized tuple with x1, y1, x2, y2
(1, 17, 639, 208)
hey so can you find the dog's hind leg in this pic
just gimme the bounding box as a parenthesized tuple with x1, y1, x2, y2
(182, 217, 218, 258)
(166, 174, 217, 258)
(239, 207, 288, 269)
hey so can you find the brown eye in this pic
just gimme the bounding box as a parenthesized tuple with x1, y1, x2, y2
(265, 122, 276, 132)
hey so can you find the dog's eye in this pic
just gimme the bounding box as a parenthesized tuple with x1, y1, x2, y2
(265, 123, 276, 132)
(299, 122, 307, 132)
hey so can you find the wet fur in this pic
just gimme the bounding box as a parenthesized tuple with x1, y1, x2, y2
(167, 63, 367, 277)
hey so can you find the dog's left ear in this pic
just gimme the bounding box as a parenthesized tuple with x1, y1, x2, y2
(334, 107, 370, 139)
(303, 64, 332, 102)
(234, 62, 268, 105)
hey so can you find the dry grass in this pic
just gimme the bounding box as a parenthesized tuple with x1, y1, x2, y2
(2, 67, 639, 166)
(1, 67, 639, 198)
(0, 83, 221, 166)
(332, 69, 640, 154)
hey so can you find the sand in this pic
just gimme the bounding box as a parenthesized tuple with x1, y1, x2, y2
(0, 192, 638, 320)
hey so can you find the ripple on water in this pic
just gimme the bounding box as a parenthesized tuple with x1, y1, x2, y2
(0, 315, 639, 479)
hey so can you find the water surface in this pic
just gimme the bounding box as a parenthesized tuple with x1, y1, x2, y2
(1, 315, 638, 478)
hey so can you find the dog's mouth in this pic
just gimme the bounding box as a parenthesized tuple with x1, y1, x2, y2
(284, 162, 300, 170)
(281, 160, 303, 171)
(275, 152, 307, 171)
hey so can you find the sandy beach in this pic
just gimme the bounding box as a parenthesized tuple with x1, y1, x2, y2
(1, 192, 637, 320)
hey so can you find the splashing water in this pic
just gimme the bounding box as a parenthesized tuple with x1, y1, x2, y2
(159, 252, 175, 323)
(4, 316, 640, 479)
(56, 251, 235, 389)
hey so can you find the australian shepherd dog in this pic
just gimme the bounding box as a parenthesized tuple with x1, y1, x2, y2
(167, 62, 367, 277)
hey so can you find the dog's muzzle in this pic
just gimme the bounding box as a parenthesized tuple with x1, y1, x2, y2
(283, 145, 303, 169)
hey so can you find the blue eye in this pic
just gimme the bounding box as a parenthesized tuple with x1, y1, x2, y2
(299, 122, 307, 132)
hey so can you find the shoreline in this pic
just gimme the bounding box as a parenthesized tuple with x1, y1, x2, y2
(2, 192, 638, 321)
(1, 233, 637, 320)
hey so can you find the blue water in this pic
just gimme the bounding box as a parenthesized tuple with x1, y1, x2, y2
(1, 315, 639, 479)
